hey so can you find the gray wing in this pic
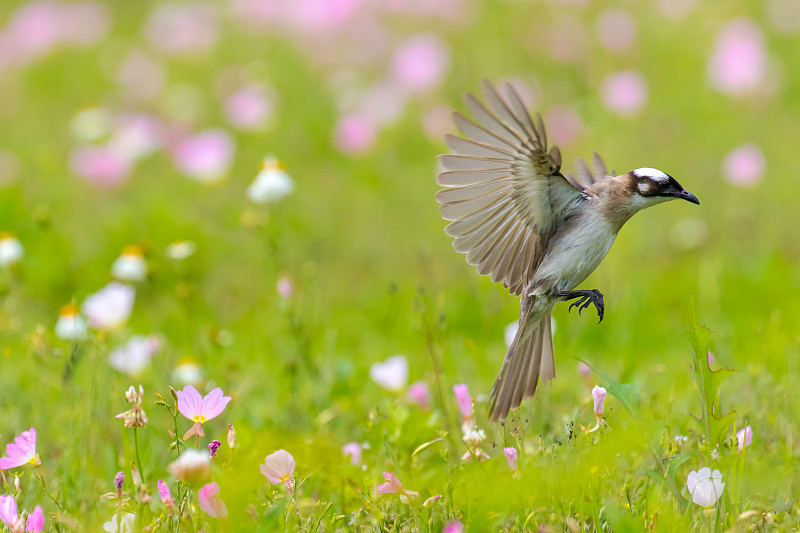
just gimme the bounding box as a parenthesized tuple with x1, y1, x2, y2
(435, 80, 583, 295)
(564, 152, 613, 189)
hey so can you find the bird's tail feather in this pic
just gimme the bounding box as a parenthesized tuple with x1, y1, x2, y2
(489, 298, 555, 422)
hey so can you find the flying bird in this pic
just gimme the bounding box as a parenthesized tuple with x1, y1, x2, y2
(435, 80, 699, 422)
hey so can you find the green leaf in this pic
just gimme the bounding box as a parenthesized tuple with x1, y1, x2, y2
(578, 359, 639, 415)
(411, 437, 444, 458)
(685, 296, 737, 446)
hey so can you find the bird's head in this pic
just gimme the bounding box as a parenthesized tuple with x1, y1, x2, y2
(626, 168, 699, 211)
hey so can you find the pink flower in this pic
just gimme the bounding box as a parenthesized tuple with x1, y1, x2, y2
(407, 381, 431, 410)
(391, 34, 449, 93)
(58, 2, 110, 46)
(578, 362, 591, 379)
(503, 447, 518, 471)
(108, 114, 165, 162)
(708, 19, 767, 97)
(70, 146, 132, 188)
(596, 8, 637, 52)
(176, 386, 232, 439)
(0, 428, 39, 469)
(707, 351, 715, 366)
(172, 130, 234, 182)
(341, 442, 362, 465)
(260, 449, 295, 490)
(145, 2, 218, 55)
(26, 505, 44, 533)
(0, 495, 20, 531)
(453, 384, 472, 421)
(157, 480, 174, 507)
(722, 144, 765, 187)
(601, 70, 648, 117)
(287, 0, 360, 32)
(82, 282, 135, 331)
(225, 85, 273, 131)
(198, 482, 227, 519)
(544, 105, 582, 145)
(737, 426, 753, 451)
(369, 355, 408, 391)
(117, 50, 166, 103)
(334, 113, 378, 155)
(444, 521, 463, 533)
(110, 335, 162, 376)
(2, 1, 61, 64)
(276, 277, 293, 299)
(592, 386, 607, 417)
(377, 472, 418, 497)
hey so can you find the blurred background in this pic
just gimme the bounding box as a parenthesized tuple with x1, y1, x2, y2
(0, 0, 799, 527)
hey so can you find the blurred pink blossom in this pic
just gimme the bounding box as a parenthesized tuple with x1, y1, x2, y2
(70, 145, 132, 188)
(391, 34, 449, 93)
(109, 114, 165, 161)
(225, 85, 273, 131)
(341, 442, 362, 465)
(377, 472, 418, 497)
(544, 105, 581, 145)
(503, 447, 518, 471)
(444, 522, 463, 533)
(708, 19, 767, 97)
(453, 384, 472, 421)
(276, 276, 293, 299)
(655, 0, 697, 20)
(229, 0, 284, 28)
(407, 381, 431, 410)
(260, 449, 295, 490)
(578, 362, 591, 379)
(722, 143, 765, 186)
(58, 1, 110, 46)
(0, 428, 39, 469)
(596, 8, 637, 52)
(176, 385, 232, 439)
(736, 425, 753, 450)
(146, 2, 218, 55)
(358, 81, 407, 126)
(547, 18, 588, 64)
(157, 480, 174, 507)
(117, 50, 166, 103)
(172, 129, 234, 182)
(110, 335, 163, 376)
(592, 385, 606, 417)
(287, 0, 360, 32)
(601, 70, 648, 117)
(27, 505, 44, 533)
(369, 355, 408, 391)
(3, 1, 62, 63)
(707, 351, 715, 366)
(198, 482, 227, 519)
(0, 495, 21, 531)
(82, 282, 135, 331)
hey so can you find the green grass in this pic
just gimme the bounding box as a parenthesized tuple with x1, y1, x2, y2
(0, 0, 799, 531)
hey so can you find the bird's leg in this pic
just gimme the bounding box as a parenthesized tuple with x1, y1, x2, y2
(556, 289, 605, 322)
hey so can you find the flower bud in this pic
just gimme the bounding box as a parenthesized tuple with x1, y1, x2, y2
(114, 471, 125, 493)
(227, 424, 236, 449)
(208, 440, 221, 458)
(591, 385, 607, 417)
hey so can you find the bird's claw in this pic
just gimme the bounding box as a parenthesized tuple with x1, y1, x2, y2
(563, 289, 604, 323)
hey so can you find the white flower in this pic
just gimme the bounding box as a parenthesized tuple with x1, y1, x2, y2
(167, 449, 211, 483)
(110, 335, 162, 376)
(111, 246, 147, 281)
(103, 513, 135, 533)
(82, 282, 135, 331)
(462, 428, 486, 448)
(246, 155, 294, 204)
(0, 233, 23, 267)
(172, 357, 203, 385)
(165, 240, 196, 261)
(55, 304, 88, 341)
(369, 355, 408, 391)
(686, 467, 725, 508)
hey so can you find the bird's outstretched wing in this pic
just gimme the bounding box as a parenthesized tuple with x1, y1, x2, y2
(563, 152, 614, 189)
(436, 80, 584, 295)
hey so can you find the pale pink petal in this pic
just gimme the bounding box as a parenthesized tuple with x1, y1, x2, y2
(198, 482, 228, 519)
(377, 472, 402, 494)
(592, 386, 607, 416)
(157, 480, 172, 504)
(601, 71, 648, 117)
(200, 388, 232, 420)
(172, 129, 234, 182)
(722, 144, 765, 187)
(260, 449, 296, 488)
(26, 505, 44, 533)
(503, 447, 518, 470)
(453, 384, 472, 420)
(70, 146, 132, 188)
(176, 385, 202, 419)
(708, 19, 767, 97)
(334, 113, 377, 155)
(225, 85, 273, 130)
(341, 442, 362, 465)
(444, 521, 463, 533)
(391, 34, 449, 93)
(407, 382, 431, 410)
(0, 495, 18, 529)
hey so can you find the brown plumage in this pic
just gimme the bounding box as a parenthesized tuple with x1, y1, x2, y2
(436, 80, 699, 422)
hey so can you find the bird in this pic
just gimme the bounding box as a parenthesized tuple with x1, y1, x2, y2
(435, 80, 700, 422)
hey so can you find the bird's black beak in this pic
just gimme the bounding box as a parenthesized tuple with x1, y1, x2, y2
(677, 189, 700, 205)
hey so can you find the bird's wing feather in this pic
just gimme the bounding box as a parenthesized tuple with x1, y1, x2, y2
(436, 80, 583, 295)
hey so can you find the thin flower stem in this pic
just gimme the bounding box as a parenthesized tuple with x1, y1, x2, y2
(133, 427, 145, 486)
(35, 466, 65, 532)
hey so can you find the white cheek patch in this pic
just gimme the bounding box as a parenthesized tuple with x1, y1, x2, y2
(637, 181, 652, 195)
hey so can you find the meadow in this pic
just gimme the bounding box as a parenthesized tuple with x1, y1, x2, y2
(0, 0, 799, 531)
